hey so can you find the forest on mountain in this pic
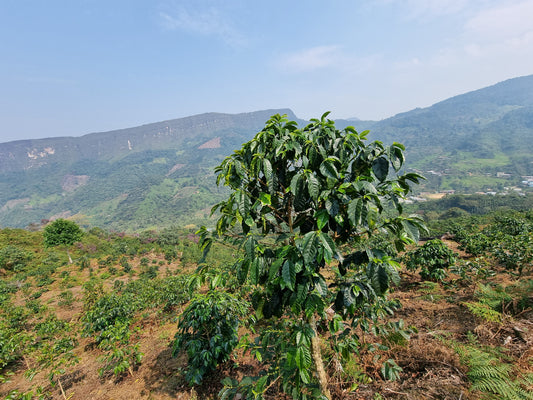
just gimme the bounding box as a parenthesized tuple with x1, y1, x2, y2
(0, 75, 532, 231)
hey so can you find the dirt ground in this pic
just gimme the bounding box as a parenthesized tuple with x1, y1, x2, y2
(2, 245, 532, 400)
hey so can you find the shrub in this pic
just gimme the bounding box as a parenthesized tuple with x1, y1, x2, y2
(0, 246, 33, 272)
(172, 290, 249, 385)
(404, 239, 457, 281)
(163, 247, 178, 262)
(58, 290, 75, 307)
(140, 265, 158, 280)
(83, 293, 136, 340)
(43, 219, 83, 247)
(97, 322, 143, 378)
(156, 228, 181, 246)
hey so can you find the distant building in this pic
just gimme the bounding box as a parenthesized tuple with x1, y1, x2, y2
(496, 172, 512, 178)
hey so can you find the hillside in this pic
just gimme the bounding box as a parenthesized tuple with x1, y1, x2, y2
(1, 212, 532, 399)
(368, 74, 533, 191)
(1, 75, 532, 230)
(0, 109, 303, 230)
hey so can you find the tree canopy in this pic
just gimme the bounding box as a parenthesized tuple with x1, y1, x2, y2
(43, 219, 83, 248)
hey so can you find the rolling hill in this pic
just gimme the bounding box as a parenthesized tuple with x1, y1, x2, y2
(0, 75, 532, 230)
(367, 74, 533, 191)
(0, 109, 304, 230)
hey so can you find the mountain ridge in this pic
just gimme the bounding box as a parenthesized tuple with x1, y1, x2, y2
(0, 75, 532, 230)
(0, 108, 300, 173)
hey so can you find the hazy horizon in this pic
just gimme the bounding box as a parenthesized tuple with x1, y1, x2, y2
(1, 1, 532, 143)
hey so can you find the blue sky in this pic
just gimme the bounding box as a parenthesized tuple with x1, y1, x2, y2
(1, 0, 532, 143)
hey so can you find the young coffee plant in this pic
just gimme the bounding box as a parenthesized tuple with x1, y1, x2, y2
(0, 246, 33, 272)
(172, 290, 249, 385)
(478, 214, 533, 275)
(450, 258, 495, 286)
(199, 113, 425, 399)
(33, 337, 79, 392)
(457, 233, 491, 257)
(0, 299, 31, 371)
(404, 239, 457, 281)
(491, 232, 532, 276)
(83, 292, 136, 339)
(97, 322, 143, 378)
(221, 319, 325, 400)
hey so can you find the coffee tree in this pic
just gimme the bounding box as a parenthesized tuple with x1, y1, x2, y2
(199, 113, 425, 399)
(404, 239, 457, 281)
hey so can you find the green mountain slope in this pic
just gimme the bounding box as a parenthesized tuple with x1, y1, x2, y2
(0, 109, 303, 230)
(366, 74, 533, 191)
(1, 75, 532, 230)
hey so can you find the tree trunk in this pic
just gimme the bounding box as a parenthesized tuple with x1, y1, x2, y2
(310, 316, 331, 400)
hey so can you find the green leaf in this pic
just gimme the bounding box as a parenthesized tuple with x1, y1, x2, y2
(236, 259, 250, 284)
(319, 159, 338, 180)
(372, 157, 389, 182)
(301, 232, 318, 265)
(325, 198, 339, 217)
(294, 281, 308, 306)
(381, 359, 402, 381)
(384, 260, 401, 286)
(244, 215, 254, 227)
(404, 172, 422, 184)
(237, 190, 250, 220)
(295, 345, 312, 371)
(269, 258, 283, 280)
(308, 146, 321, 169)
(389, 144, 405, 171)
(234, 159, 245, 177)
(259, 192, 271, 205)
(263, 158, 273, 179)
(291, 174, 307, 211)
(355, 180, 378, 195)
(299, 367, 312, 384)
(314, 275, 328, 296)
(368, 262, 389, 295)
(290, 174, 301, 197)
(335, 286, 354, 310)
(244, 236, 256, 259)
(307, 173, 320, 199)
(318, 231, 336, 263)
(250, 257, 260, 285)
(402, 219, 420, 243)
(282, 260, 296, 291)
(315, 209, 329, 230)
(348, 198, 363, 226)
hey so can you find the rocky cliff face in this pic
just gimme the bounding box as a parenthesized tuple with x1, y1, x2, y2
(0, 109, 300, 229)
(0, 109, 298, 173)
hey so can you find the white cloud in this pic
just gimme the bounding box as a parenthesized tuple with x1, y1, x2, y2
(403, 0, 469, 17)
(278, 45, 342, 72)
(390, 0, 533, 71)
(277, 45, 381, 75)
(159, 6, 246, 47)
(464, 0, 533, 42)
(445, 0, 533, 69)
(372, 0, 471, 20)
